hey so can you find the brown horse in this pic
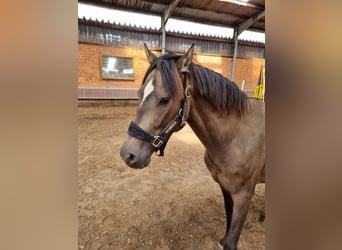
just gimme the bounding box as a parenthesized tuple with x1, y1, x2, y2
(120, 44, 265, 250)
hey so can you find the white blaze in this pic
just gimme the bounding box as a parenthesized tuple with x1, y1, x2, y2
(139, 79, 154, 108)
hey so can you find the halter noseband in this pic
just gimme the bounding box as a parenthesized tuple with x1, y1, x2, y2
(127, 72, 191, 156)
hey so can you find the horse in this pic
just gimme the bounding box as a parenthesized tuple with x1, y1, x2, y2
(120, 44, 265, 250)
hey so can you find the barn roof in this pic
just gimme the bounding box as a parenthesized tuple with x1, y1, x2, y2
(79, 0, 265, 33)
(78, 17, 265, 44)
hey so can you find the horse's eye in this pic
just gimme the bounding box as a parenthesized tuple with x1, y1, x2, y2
(159, 97, 170, 106)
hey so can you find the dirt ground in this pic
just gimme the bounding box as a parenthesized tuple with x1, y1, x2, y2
(78, 102, 265, 250)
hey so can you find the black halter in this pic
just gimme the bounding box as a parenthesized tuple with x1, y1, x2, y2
(127, 72, 191, 156)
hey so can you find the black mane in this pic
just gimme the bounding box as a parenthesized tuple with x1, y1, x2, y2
(142, 53, 249, 116)
(190, 63, 249, 115)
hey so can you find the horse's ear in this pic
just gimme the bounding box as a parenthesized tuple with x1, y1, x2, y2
(176, 43, 195, 72)
(144, 43, 157, 64)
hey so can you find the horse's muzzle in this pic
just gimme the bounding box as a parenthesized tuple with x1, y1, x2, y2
(120, 141, 152, 169)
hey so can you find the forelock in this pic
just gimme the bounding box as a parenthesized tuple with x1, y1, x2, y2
(142, 53, 181, 97)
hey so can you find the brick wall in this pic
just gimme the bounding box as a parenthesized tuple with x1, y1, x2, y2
(78, 43, 265, 98)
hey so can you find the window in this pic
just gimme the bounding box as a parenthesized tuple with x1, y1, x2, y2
(100, 55, 134, 80)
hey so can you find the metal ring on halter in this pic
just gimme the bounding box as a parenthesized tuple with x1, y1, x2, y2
(185, 84, 191, 98)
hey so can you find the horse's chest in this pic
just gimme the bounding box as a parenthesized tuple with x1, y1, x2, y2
(203, 145, 262, 192)
(203, 150, 241, 182)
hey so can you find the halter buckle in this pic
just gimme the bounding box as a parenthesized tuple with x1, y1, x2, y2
(151, 136, 164, 148)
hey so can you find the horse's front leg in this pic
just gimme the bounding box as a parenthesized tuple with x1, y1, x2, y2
(219, 187, 254, 250)
(219, 186, 233, 247)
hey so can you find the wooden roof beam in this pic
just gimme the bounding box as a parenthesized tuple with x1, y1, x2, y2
(162, 0, 181, 26)
(237, 10, 265, 35)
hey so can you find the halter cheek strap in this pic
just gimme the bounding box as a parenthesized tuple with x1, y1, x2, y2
(127, 73, 191, 156)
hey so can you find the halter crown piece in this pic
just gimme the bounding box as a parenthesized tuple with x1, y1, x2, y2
(127, 72, 191, 156)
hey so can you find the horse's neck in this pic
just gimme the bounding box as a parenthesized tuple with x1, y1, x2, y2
(187, 97, 238, 150)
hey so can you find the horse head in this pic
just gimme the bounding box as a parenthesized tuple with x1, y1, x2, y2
(120, 44, 194, 169)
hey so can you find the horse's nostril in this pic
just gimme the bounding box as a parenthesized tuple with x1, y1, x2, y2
(126, 153, 137, 165)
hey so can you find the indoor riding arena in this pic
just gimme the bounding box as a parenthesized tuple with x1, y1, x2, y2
(78, 1, 265, 249)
